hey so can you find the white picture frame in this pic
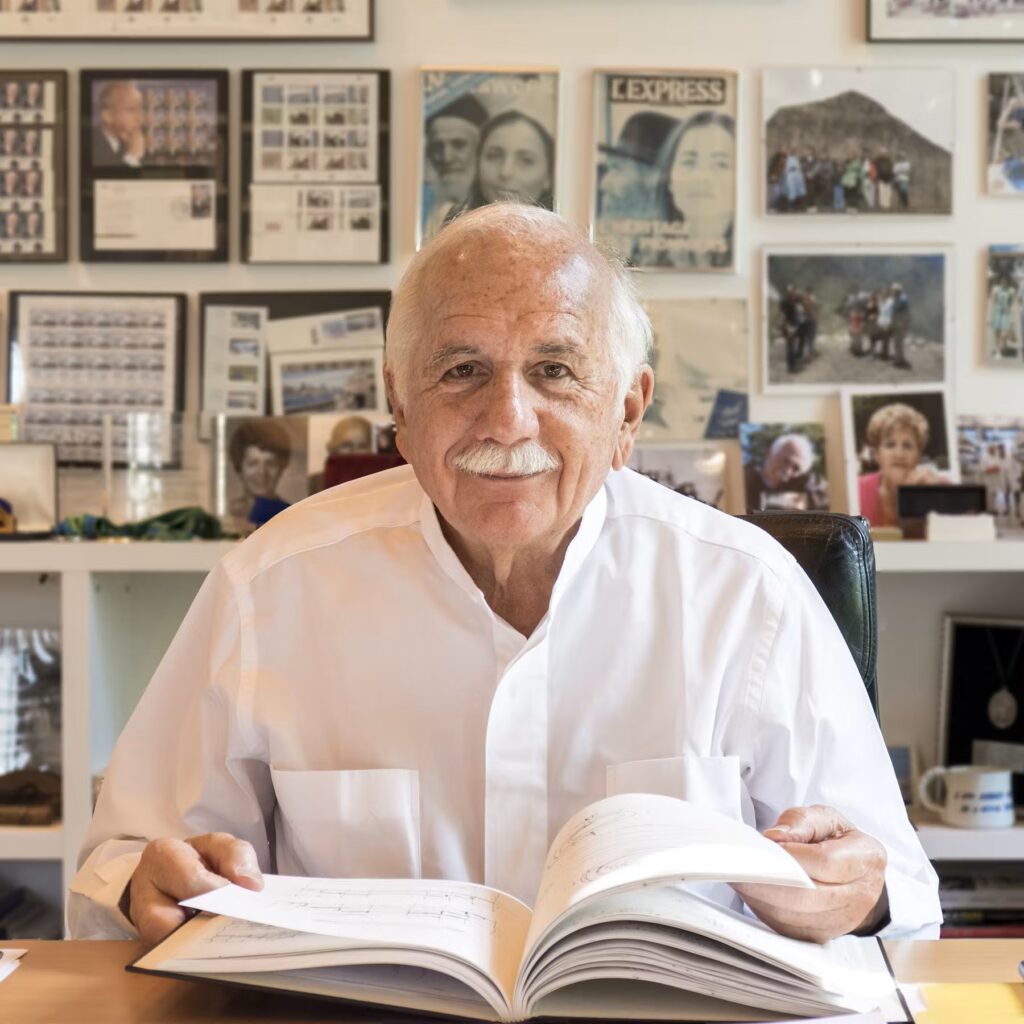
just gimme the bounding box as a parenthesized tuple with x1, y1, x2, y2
(269, 346, 385, 417)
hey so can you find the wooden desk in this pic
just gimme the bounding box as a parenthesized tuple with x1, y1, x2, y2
(2, 940, 1023, 1023)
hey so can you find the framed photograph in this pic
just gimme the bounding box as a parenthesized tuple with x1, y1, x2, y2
(242, 69, 389, 264)
(592, 68, 737, 272)
(940, 614, 1024, 808)
(0, 71, 67, 262)
(0, 627, 60, 780)
(764, 247, 951, 394)
(987, 74, 1024, 196)
(307, 410, 397, 491)
(985, 246, 1024, 365)
(0, 441, 57, 535)
(199, 290, 389, 419)
(639, 299, 748, 443)
(739, 422, 830, 513)
(628, 444, 729, 510)
(957, 415, 1024, 527)
(763, 67, 953, 217)
(270, 347, 385, 417)
(6, 290, 186, 466)
(213, 415, 310, 536)
(841, 385, 958, 529)
(869, 0, 1024, 42)
(886, 744, 917, 807)
(79, 69, 229, 262)
(0, 0, 373, 40)
(418, 67, 559, 247)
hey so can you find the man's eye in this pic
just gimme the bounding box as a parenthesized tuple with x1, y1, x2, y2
(446, 363, 476, 379)
(542, 363, 568, 378)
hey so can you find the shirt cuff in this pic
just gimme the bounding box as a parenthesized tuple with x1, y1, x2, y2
(874, 863, 942, 940)
(67, 845, 143, 939)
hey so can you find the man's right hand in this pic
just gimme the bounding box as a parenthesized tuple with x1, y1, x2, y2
(128, 833, 263, 947)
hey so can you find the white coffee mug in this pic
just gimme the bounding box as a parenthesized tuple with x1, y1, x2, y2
(917, 764, 1015, 829)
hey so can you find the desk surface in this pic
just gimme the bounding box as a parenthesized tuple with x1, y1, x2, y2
(3, 940, 1023, 1023)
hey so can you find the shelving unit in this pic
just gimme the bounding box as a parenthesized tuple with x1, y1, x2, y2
(911, 812, 1024, 862)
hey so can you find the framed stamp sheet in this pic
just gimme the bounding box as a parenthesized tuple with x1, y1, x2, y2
(242, 69, 389, 264)
(0, 0, 373, 41)
(6, 290, 186, 466)
(79, 68, 229, 262)
(0, 70, 68, 262)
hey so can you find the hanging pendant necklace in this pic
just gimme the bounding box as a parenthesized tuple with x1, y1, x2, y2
(986, 627, 1023, 730)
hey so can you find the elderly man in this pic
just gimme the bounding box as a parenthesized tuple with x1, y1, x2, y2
(92, 80, 146, 168)
(745, 432, 829, 512)
(70, 205, 939, 948)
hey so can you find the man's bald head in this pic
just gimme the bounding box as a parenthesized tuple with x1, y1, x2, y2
(386, 204, 652, 404)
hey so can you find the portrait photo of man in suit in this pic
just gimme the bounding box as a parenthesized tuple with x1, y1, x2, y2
(91, 80, 147, 168)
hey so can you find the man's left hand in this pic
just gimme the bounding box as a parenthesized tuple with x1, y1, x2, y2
(732, 804, 888, 944)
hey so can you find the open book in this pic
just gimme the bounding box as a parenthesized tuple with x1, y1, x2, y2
(130, 794, 906, 1022)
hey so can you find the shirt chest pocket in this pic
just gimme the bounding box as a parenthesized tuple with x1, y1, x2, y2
(270, 767, 422, 879)
(606, 755, 745, 822)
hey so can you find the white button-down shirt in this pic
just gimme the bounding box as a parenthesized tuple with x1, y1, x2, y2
(69, 466, 940, 939)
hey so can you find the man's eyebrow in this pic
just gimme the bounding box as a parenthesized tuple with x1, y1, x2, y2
(428, 344, 481, 367)
(535, 340, 591, 359)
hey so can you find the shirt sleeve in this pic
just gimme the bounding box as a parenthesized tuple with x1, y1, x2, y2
(743, 558, 942, 940)
(67, 562, 274, 939)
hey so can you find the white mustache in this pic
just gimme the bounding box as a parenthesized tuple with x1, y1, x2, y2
(451, 440, 561, 478)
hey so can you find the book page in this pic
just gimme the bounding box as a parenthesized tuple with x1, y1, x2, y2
(177, 876, 531, 1008)
(523, 794, 812, 962)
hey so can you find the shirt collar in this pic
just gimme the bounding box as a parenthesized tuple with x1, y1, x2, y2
(417, 474, 610, 619)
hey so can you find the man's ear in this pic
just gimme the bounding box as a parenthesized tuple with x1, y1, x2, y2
(611, 365, 654, 471)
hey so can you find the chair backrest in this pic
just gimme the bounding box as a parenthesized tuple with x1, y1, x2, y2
(740, 511, 878, 717)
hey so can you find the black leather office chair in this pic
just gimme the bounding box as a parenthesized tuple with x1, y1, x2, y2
(740, 511, 878, 717)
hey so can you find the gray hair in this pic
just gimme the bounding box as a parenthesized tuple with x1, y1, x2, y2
(769, 432, 815, 470)
(385, 204, 653, 403)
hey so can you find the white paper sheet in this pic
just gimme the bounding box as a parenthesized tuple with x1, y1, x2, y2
(94, 179, 216, 251)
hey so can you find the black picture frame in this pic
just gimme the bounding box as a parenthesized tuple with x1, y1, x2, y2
(0, 0, 373, 42)
(198, 290, 391, 418)
(79, 69, 229, 263)
(241, 69, 390, 265)
(6, 290, 188, 467)
(867, 0, 1024, 42)
(0, 69, 68, 263)
(940, 614, 1024, 809)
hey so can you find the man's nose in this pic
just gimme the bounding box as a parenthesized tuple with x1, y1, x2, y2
(477, 372, 539, 445)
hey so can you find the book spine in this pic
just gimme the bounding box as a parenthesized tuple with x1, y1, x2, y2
(940, 924, 1024, 939)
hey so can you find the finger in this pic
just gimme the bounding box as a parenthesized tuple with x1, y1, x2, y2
(188, 832, 264, 891)
(131, 874, 190, 948)
(145, 837, 232, 902)
(763, 804, 854, 844)
(733, 878, 853, 917)
(776, 832, 886, 885)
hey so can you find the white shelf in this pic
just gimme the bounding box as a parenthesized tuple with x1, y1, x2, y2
(874, 540, 1024, 573)
(912, 812, 1024, 861)
(0, 540, 236, 574)
(0, 824, 63, 861)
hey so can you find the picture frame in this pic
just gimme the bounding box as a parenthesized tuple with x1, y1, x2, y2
(762, 67, 954, 218)
(418, 66, 560, 248)
(739, 422, 830, 513)
(868, 0, 1024, 42)
(957, 414, 1024, 528)
(6, 290, 187, 466)
(241, 69, 390, 265)
(984, 246, 1024, 366)
(940, 614, 1024, 809)
(763, 246, 952, 395)
(0, 441, 57, 536)
(840, 384, 959, 530)
(591, 67, 738, 273)
(627, 443, 730, 511)
(199, 290, 389, 419)
(270, 346, 386, 417)
(79, 69, 229, 263)
(885, 744, 918, 807)
(987, 74, 1024, 197)
(0, 70, 68, 263)
(0, 0, 373, 41)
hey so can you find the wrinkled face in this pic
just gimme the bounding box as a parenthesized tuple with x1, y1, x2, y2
(478, 120, 551, 204)
(239, 444, 286, 497)
(391, 240, 646, 554)
(426, 116, 479, 181)
(875, 427, 922, 486)
(669, 122, 733, 225)
(101, 85, 144, 140)
(767, 441, 809, 485)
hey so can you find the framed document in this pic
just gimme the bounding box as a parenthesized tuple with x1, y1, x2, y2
(242, 69, 389, 264)
(79, 69, 228, 262)
(198, 290, 389, 419)
(6, 290, 186, 466)
(0, 0, 373, 41)
(0, 70, 67, 262)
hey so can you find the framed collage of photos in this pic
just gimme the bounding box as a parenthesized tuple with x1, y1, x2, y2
(79, 68, 229, 262)
(0, 70, 67, 262)
(198, 290, 389, 419)
(6, 290, 187, 466)
(242, 69, 389, 265)
(0, 0, 373, 41)
(419, 67, 560, 247)
(592, 69, 738, 272)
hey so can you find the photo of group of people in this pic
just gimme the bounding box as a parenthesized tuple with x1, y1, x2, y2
(765, 249, 949, 390)
(764, 68, 953, 217)
(593, 70, 737, 272)
(89, 78, 219, 168)
(420, 68, 559, 244)
(959, 416, 1024, 528)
